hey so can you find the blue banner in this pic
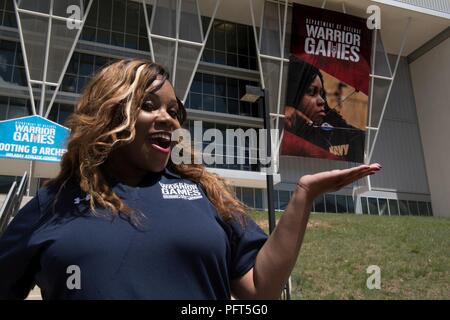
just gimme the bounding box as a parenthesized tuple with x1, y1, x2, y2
(0, 115, 69, 162)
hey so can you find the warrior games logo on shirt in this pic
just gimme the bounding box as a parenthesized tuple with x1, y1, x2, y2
(159, 182, 203, 200)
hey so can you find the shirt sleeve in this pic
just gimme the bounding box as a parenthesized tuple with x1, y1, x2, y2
(227, 215, 268, 280)
(0, 193, 45, 299)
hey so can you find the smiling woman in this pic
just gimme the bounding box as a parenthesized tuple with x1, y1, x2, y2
(0, 59, 381, 300)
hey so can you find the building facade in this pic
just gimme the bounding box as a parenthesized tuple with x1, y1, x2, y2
(0, 0, 449, 217)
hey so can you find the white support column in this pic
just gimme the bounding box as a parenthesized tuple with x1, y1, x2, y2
(39, 0, 53, 116)
(172, 0, 182, 85)
(249, 0, 265, 89)
(274, 0, 289, 136)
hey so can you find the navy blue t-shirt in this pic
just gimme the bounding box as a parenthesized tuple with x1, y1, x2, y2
(0, 169, 268, 299)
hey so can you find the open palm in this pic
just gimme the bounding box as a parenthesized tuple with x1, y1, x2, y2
(297, 164, 382, 199)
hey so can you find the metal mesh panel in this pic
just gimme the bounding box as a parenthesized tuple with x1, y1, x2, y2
(260, 1, 281, 57)
(47, 19, 79, 83)
(179, 0, 202, 43)
(18, 12, 47, 81)
(52, 0, 84, 18)
(151, 0, 177, 38)
(260, 57, 280, 115)
(16, 0, 50, 14)
(152, 37, 176, 76)
(175, 43, 201, 101)
(373, 32, 392, 78)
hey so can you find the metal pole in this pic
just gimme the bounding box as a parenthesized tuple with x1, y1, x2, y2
(262, 89, 276, 234)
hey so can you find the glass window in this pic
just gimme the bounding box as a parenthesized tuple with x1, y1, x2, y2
(336, 195, 347, 213)
(314, 195, 325, 212)
(227, 53, 237, 67)
(279, 191, 290, 210)
(203, 74, 214, 95)
(227, 98, 239, 115)
(237, 25, 248, 55)
(81, 27, 96, 42)
(7, 98, 29, 119)
(368, 197, 378, 215)
(249, 57, 257, 70)
(0, 96, 8, 120)
(235, 187, 242, 201)
(273, 189, 280, 210)
(388, 199, 399, 215)
(346, 195, 354, 213)
(215, 97, 226, 113)
(227, 78, 238, 98)
(77, 76, 90, 93)
(189, 93, 202, 110)
(408, 201, 419, 216)
(66, 52, 79, 75)
(255, 189, 263, 209)
(3, 11, 17, 28)
(203, 95, 214, 112)
(0, 175, 18, 193)
(417, 201, 428, 217)
(191, 74, 202, 93)
(325, 194, 336, 213)
(126, 1, 139, 35)
(238, 55, 249, 69)
(427, 202, 433, 217)
(97, 0, 112, 30)
(214, 29, 225, 52)
(79, 54, 95, 76)
(0, 40, 16, 65)
(85, 0, 98, 27)
(202, 49, 214, 63)
(214, 51, 226, 65)
(138, 36, 149, 52)
(215, 76, 226, 97)
(112, 0, 125, 32)
(0, 64, 13, 82)
(226, 23, 237, 53)
(399, 200, 409, 216)
(12, 67, 26, 86)
(361, 197, 368, 214)
(57, 104, 74, 126)
(111, 32, 124, 47)
(94, 56, 110, 72)
(124, 34, 138, 49)
(378, 198, 388, 215)
(61, 75, 77, 93)
(242, 188, 254, 208)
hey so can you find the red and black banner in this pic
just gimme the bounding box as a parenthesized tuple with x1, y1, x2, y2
(282, 4, 372, 163)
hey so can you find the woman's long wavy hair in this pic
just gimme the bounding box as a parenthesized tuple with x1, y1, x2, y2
(47, 59, 247, 224)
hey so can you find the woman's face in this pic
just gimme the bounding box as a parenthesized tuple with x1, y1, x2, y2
(108, 79, 181, 184)
(299, 75, 326, 124)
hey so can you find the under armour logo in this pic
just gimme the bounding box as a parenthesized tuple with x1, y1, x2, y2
(74, 194, 90, 205)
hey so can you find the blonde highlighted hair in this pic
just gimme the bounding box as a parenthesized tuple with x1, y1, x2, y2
(48, 59, 247, 224)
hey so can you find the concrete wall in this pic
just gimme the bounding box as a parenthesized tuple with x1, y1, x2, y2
(409, 38, 450, 217)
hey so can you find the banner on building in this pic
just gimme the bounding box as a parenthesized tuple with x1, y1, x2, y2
(281, 4, 372, 163)
(0, 115, 69, 162)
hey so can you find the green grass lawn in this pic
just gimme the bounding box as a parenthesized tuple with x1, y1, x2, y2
(250, 211, 450, 300)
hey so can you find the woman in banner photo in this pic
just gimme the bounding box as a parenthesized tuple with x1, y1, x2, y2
(282, 55, 366, 163)
(0, 59, 380, 299)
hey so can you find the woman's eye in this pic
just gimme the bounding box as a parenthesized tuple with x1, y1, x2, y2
(306, 87, 315, 96)
(168, 109, 179, 118)
(142, 101, 156, 110)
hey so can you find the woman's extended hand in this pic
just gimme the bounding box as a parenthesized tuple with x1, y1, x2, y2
(296, 163, 382, 200)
